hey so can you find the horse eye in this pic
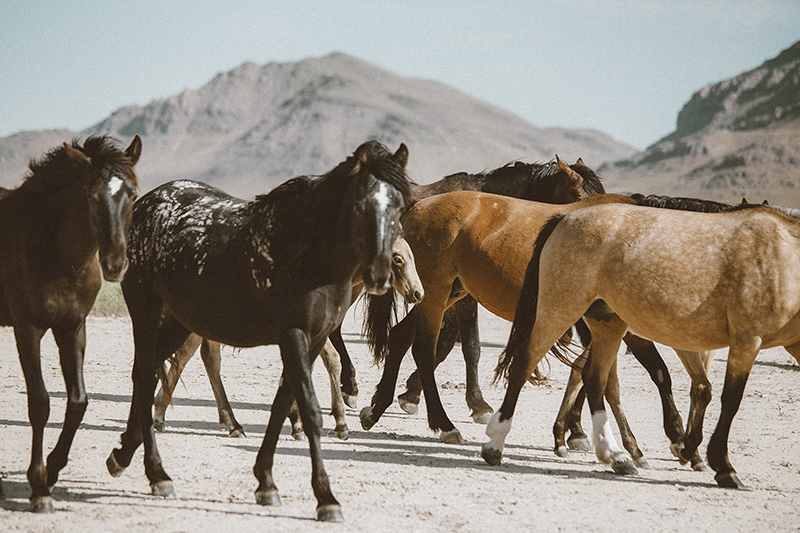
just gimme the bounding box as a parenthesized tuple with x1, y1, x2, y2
(392, 255, 403, 265)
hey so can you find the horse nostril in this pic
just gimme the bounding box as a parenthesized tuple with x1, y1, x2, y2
(414, 290, 423, 302)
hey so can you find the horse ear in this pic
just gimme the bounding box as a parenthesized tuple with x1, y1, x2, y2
(392, 143, 409, 169)
(762, 199, 770, 206)
(556, 155, 570, 174)
(349, 143, 372, 176)
(125, 135, 142, 166)
(576, 157, 586, 166)
(63, 142, 91, 167)
(741, 197, 748, 204)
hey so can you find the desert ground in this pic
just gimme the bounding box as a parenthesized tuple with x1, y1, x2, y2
(1, 304, 799, 532)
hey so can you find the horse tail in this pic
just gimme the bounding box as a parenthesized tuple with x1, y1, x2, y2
(494, 214, 566, 384)
(363, 289, 398, 364)
(158, 356, 178, 407)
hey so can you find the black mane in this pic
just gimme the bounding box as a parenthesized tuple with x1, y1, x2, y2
(630, 193, 732, 213)
(570, 162, 606, 196)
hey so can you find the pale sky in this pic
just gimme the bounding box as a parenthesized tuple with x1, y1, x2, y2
(1, 1, 798, 150)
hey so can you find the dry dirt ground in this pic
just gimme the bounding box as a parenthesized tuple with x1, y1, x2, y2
(1, 306, 799, 532)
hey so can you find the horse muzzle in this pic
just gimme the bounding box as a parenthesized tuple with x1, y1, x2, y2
(101, 257, 129, 283)
(362, 265, 393, 296)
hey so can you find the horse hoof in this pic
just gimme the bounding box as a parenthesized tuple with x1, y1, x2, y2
(292, 431, 307, 442)
(151, 480, 176, 498)
(255, 489, 282, 506)
(30, 496, 54, 514)
(567, 437, 592, 452)
(611, 459, 639, 476)
(229, 428, 246, 438)
(317, 504, 344, 522)
(471, 411, 493, 425)
(555, 446, 570, 458)
(481, 443, 503, 466)
(397, 398, 418, 415)
(715, 472, 745, 489)
(359, 407, 376, 430)
(106, 451, 126, 478)
(440, 428, 464, 445)
(634, 456, 651, 469)
(343, 394, 358, 409)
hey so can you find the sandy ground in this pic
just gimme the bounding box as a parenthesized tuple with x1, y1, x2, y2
(1, 305, 799, 532)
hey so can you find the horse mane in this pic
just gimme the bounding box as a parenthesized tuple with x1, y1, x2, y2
(630, 193, 731, 213)
(20, 135, 138, 194)
(569, 162, 606, 196)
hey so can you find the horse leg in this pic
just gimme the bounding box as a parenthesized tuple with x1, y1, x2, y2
(604, 357, 649, 469)
(398, 306, 458, 415)
(706, 340, 760, 489)
(14, 323, 53, 513)
(623, 333, 689, 463)
(581, 315, 638, 475)
(278, 329, 342, 522)
(254, 374, 294, 507)
(320, 339, 348, 440)
(199, 339, 245, 437)
(360, 308, 416, 430)
(566, 386, 591, 450)
(672, 349, 714, 471)
(553, 349, 590, 457)
(153, 333, 201, 432)
(455, 297, 494, 424)
(329, 325, 358, 408)
(44, 321, 89, 493)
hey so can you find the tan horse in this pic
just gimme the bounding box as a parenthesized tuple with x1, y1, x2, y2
(154, 236, 424, 440)
(487, 202, 800, 489)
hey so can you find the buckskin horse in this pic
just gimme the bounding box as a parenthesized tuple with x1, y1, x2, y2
(487, 202, 800, 488)
(0, 135, 140, 513)
(105, 141, 411, 522)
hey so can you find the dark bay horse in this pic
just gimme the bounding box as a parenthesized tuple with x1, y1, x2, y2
(105, 141, 412, 522)
(488, 202, 800, 488)
(0, 136, 140, 513)
(152, 236, 423, 439)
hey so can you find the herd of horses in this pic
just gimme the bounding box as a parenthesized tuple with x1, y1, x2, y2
(2, 135, 799, 522)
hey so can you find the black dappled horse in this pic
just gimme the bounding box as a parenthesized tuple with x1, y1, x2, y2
(0, 135, 140, 513)
(105, 141, 412, 522)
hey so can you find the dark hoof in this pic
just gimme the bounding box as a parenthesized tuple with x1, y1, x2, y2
(481, 444, 503, 466)
(397, 397, 418, 415)
(611, 459, 639, 476)
(153, 419, 165, 432)
(440, 428, 464, 445)
(106, 450, 126, 478)
(229, 427, 246, 438)
(343, 394, 358, 409)
(316, 504, 344, 522)
(359, 407, 376, 430)
(151, 480, 176, 498)
(715, 472, 745, 489)
(335, 428, 349, 441)
(471, 410, 493, 425)
(634, 456, 651, 469)
(255, 489, 282, 506)
(567, 437, 592, 452)
(292, 431, 307, 442)
(555, 446, 570, 458)
(30, 496, 54, 514)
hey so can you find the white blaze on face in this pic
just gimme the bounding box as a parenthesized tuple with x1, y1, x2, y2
(374, 182, 392, 244)
(108, 176, 124, 196)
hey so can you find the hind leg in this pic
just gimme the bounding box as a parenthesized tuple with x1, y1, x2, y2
(454, 297, 494, 423)
(153, 333, 201, 432)
(604, 357, 648, 469)
(673, 349, 714, 471)
(553, 350, 590, 457)
(14, 323, 53, 513)
(45, 320, 90, 493)
(200, 339, 245, 437)
(319, 339, 348, 440)
(329, 325, 358, 407)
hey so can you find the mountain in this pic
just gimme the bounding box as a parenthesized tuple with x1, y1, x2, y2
(0, 53, 637, 197)
(600, 41, 800, 207)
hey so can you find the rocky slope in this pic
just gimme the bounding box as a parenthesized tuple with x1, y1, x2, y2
(601, 40, 800, 207)
(0, 53, 637, 196)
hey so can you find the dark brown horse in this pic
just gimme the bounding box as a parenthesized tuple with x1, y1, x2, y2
(105, 141, 411, 522)
(489, 202, 800, 488)
(0, 136, 140, 513)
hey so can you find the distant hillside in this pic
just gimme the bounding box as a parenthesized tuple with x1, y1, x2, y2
(601, 41, 800, 207)
(0, 53, 637, 197)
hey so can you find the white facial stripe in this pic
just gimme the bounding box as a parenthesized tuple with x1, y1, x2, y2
(374, 182, 391, 211)
(108, 177, 124, 196)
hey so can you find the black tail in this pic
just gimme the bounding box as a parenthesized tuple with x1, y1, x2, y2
(363, 289, 399, 364)
(494, 214, 566, 384)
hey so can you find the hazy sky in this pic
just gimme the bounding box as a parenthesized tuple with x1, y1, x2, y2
(1, 1, 798, 150)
